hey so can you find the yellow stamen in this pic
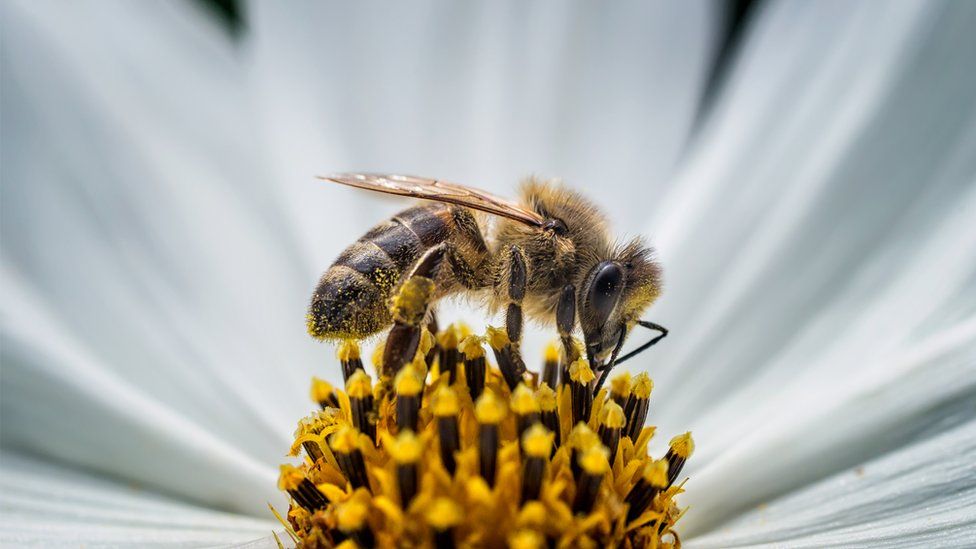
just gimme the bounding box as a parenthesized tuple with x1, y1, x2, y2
(394, 364, 423, 396)
(578, 445, 611, 475)
(425, 497, 462, 530)
(458, 334, 485, 359)
(475, 389, 507, 424)
(522, 424, 554, 458)
(386, 430, 423, 464)
(346, 369, 372, 399)
(601, 401, 626, 429)
(511, 383, 540, 415)
(669, 431, 695, 459)
(337, 339, 360, 362)
(431, 385, 459, 417)
(643, 458, 669, 488)
(485, 325, 510, 351)
(568, 359, 595, 384)
(535, 384, 557, 411)
(631, 372, 653, 399)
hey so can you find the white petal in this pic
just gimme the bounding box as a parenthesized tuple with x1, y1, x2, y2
(0, 451, 279, 547)
(245, 1, 720, 356)
(686, 418, 976, 548)
(635, 0, 976, 535)
(1, 0, 318, 514)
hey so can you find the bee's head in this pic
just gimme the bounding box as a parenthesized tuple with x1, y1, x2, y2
(578, 239, 661, 362)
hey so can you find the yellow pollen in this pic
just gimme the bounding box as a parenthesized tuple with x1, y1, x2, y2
(610, 371, 631, 398)
(277, 464, 305, 491)
(543, 340, 560, 363)
(391, 277, 435, 325)
(485, 325, 510, 351)
(419, 328, 435, 357)
(535, 384, 557, 411)
(643, 458, 669, 488)
(337, 339, 360, 362)
(631, 372, 653, 399)
(294, 408, 343, 437)
(511, 383, 540, 415)
(345, 369, 372, 399)
(386, 430, 423, 464)
(579, 445, 611, 475)
(371, 343, 384, 372)
(601, 401, 626, 429)
(336, 499, 369, 531)
(329, 426, 360, 454)
(431, 385, 459, 417)
(522, 424, 554, 458)
(394, 365, 423, 396)
(425, 497, 462, 530)
(437, 325, 459, 348)
(517, 501, 547, 529)
(568, 423, 600, 450)
(458, 334, 485, 359)
(669, 431, 695, 459)
(335, 541, 357, 549)
(509, 529, 545, 549)
(475, 390, 507, 424)
(568, 359, 595, 384)
(309, 377, 335, 405)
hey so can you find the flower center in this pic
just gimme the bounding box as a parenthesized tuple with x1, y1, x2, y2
(274, 323, 694, 548)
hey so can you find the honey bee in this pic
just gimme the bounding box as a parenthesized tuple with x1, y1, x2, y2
(308, 173, 667, 382)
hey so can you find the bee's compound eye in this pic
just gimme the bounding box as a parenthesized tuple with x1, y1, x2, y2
(543, 218, 568, 236)
(588, 262, 623, 327)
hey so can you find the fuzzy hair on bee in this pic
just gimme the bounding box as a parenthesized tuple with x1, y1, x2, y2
(309, 173, 666, 375)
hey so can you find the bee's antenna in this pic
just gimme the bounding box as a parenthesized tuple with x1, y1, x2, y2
(612, 320, 668, 367)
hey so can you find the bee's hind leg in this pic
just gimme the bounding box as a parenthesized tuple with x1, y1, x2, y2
(487, 245, 529, 390)
(383, 244, 446, 377)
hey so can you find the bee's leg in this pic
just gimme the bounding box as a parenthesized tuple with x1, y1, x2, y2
(556, 284, 579, 387)
(488, 245, 528, 390)
(383, 244, 446, 377)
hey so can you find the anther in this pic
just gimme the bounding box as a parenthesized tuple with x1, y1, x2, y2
(623, 372, 653, 442)
(329, 426, 370, 490)
(426, 497, 461, 549)
(345, 369, 376, 442)
(437, 325, 460, 383)
(278, 464, 328, 511)
(520, 424, 553, 503)
(486, 326, 526, 391)
(597, 400, 626, 465)
(535, 383, 560, 450)
(568, 359, 595, 426)
(431, 385, 460, 475)
(664, 432, 695, 488)
(337, 340, 363, 383)
(625, 459, 669, 523)
(609, 371, 631, 409)
(511, 383, 541, 443)
(336, 497, 375, 548)
(541, 340, 559, 389)
(459, 335, 486, 400)
(567, 423, 600, 482)
(573, 445, 610, 515)
(394, 363, 424, 432)
(475, 389, 507, 486)
(310, 377, 339, 410)
(386, 430, 423, 508)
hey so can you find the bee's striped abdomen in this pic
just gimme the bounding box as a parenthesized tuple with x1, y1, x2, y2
(308, 205, 453, 340)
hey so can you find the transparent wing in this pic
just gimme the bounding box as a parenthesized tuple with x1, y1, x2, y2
(318, 173, 545, 227)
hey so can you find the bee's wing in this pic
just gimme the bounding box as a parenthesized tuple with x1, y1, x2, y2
(319, 173, 545, 227)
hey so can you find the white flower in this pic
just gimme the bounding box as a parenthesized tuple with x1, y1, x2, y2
(1, 0, 973, 547)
